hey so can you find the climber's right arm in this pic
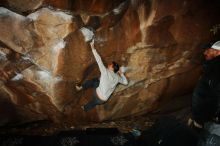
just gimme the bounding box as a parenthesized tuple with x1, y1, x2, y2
(90, 40, 106, 74)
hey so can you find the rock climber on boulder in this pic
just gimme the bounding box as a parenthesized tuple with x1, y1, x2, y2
(76, 39, 128, 112)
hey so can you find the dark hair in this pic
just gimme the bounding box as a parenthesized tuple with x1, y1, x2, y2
(112, 61, 120, 73)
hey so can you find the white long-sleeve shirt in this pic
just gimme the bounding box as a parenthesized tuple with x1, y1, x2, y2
(92, 48, 128, 101)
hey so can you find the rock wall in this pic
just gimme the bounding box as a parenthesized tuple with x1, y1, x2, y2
(0, 0, 220, 126)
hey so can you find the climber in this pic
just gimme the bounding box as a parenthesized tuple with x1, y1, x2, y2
(189, 41, 220, 128)
(75, 39, 128, 112)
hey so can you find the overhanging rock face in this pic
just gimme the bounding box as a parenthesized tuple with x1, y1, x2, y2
(0, 0, 220, 126)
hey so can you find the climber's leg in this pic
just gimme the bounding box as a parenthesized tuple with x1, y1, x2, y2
(82, 77, 99, 89)
(83, 89, 104, 112)
(76, 77, 99, 91)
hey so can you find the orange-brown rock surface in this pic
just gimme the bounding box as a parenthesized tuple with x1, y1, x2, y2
(0, 0, 220, 127)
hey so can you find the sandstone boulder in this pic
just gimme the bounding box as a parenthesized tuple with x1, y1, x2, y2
(0, 7, 42, 54)
(6, 0, 43, 12)
(0, 0, 220, 127)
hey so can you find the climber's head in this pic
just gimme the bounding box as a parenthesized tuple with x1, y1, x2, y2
(108, 61, 119, 73)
